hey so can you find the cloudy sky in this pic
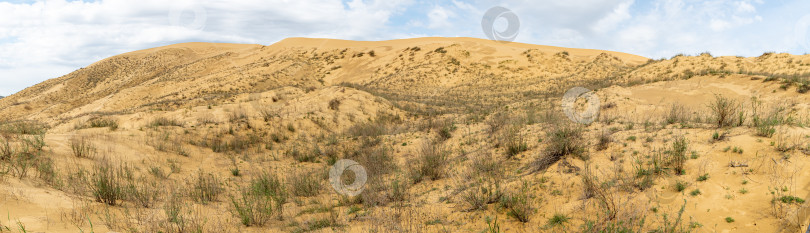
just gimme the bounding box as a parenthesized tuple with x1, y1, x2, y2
(2, 0, 810, 96)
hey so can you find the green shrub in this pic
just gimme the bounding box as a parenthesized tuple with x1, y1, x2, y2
(675, 181, 687, 192)
(548, 213, 569, 226)
(777, 195, 805, 204)
(697, 174, 709, 182)
(690, 189, 702, 196)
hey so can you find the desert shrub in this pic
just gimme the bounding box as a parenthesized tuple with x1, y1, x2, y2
(70, 137, 96, 158)
(190, 172, 222, 204)
(776, 195, 805, 204)
(85, 117, 119, 130)
(437, 120, 456, 141)
(460, 152, 504, 210)
(0, 138, 11, 160)
(665, 103, 688, 125)
(668, 136, 688, 175)
(146, 131, 188, 156)
(289, 169, 321, 197)
(228, 110, 248, 123)
(754, 107, 785, 138)
(503, 126, 528, 158)
(532, 124, 584, 172)
(91, 161, 127, 206)
(0, 121, 47, 135)
(250, 172, 288, 208)
(345, 112, 402, 138)
(287, 145, 317, 163)
(486, 112, 511, 136)
(709, 95, 739, 128)
(292, 211, 341, 232)
(462, 181, 502, 211)
(164, 188, 184, 225)
(231, 171, 288, 226)
(545, 124, 584, 158)
(548, 214, 570, 226)
(35, 156, 60, 187)
(344, 143, 399, 206)
(408, 140, 449, 183)
(675, 181, 688, 192)
(328, 99, 341, 110)
(596, 130, 612, 151)
(499, 181, 534, 223)
(126, 177, 161, 208)
(231, 187, 275, 227)
(150, 117, 182, 127)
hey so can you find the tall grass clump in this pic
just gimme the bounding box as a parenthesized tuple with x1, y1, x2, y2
(190, 172, 223, 204)
(289, 169, 321, 197)
(91, 161, 128, 206)
(408, 140, 450, 183)
(231, 172, 288, 226)
(70, 137, 96, 158)
(668, 136, 688, 175)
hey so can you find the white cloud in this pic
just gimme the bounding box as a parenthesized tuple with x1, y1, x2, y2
(427, 5, 454, 29)
(591, 0, 633, 33)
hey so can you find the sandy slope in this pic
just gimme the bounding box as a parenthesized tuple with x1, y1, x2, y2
(0, 37, 809, 232)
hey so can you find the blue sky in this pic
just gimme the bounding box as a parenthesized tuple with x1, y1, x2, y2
(1, 0, 810, 96)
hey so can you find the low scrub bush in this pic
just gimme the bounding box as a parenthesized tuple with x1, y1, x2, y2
(499, 181, 534, 223)
(70, 137, 96, 158)
(232, 172, 288, 226)
(532, 124, 584, 172)
(709, 95, 739, 128)
(408, 140, 449, 183)
(289, 169, 321, 197)
(150, 117, 182, 127)
(190, 172, 222, 204)
(91, 161, 128, 206)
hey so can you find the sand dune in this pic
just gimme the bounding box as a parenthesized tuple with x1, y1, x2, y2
(0, 37, 809, 232)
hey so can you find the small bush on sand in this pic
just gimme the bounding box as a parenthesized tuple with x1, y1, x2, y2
(408, 140, 450, 183)
(190, 172, 223, 204)
(289, 169, 321, 197)
(709, 95, 739, 128)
